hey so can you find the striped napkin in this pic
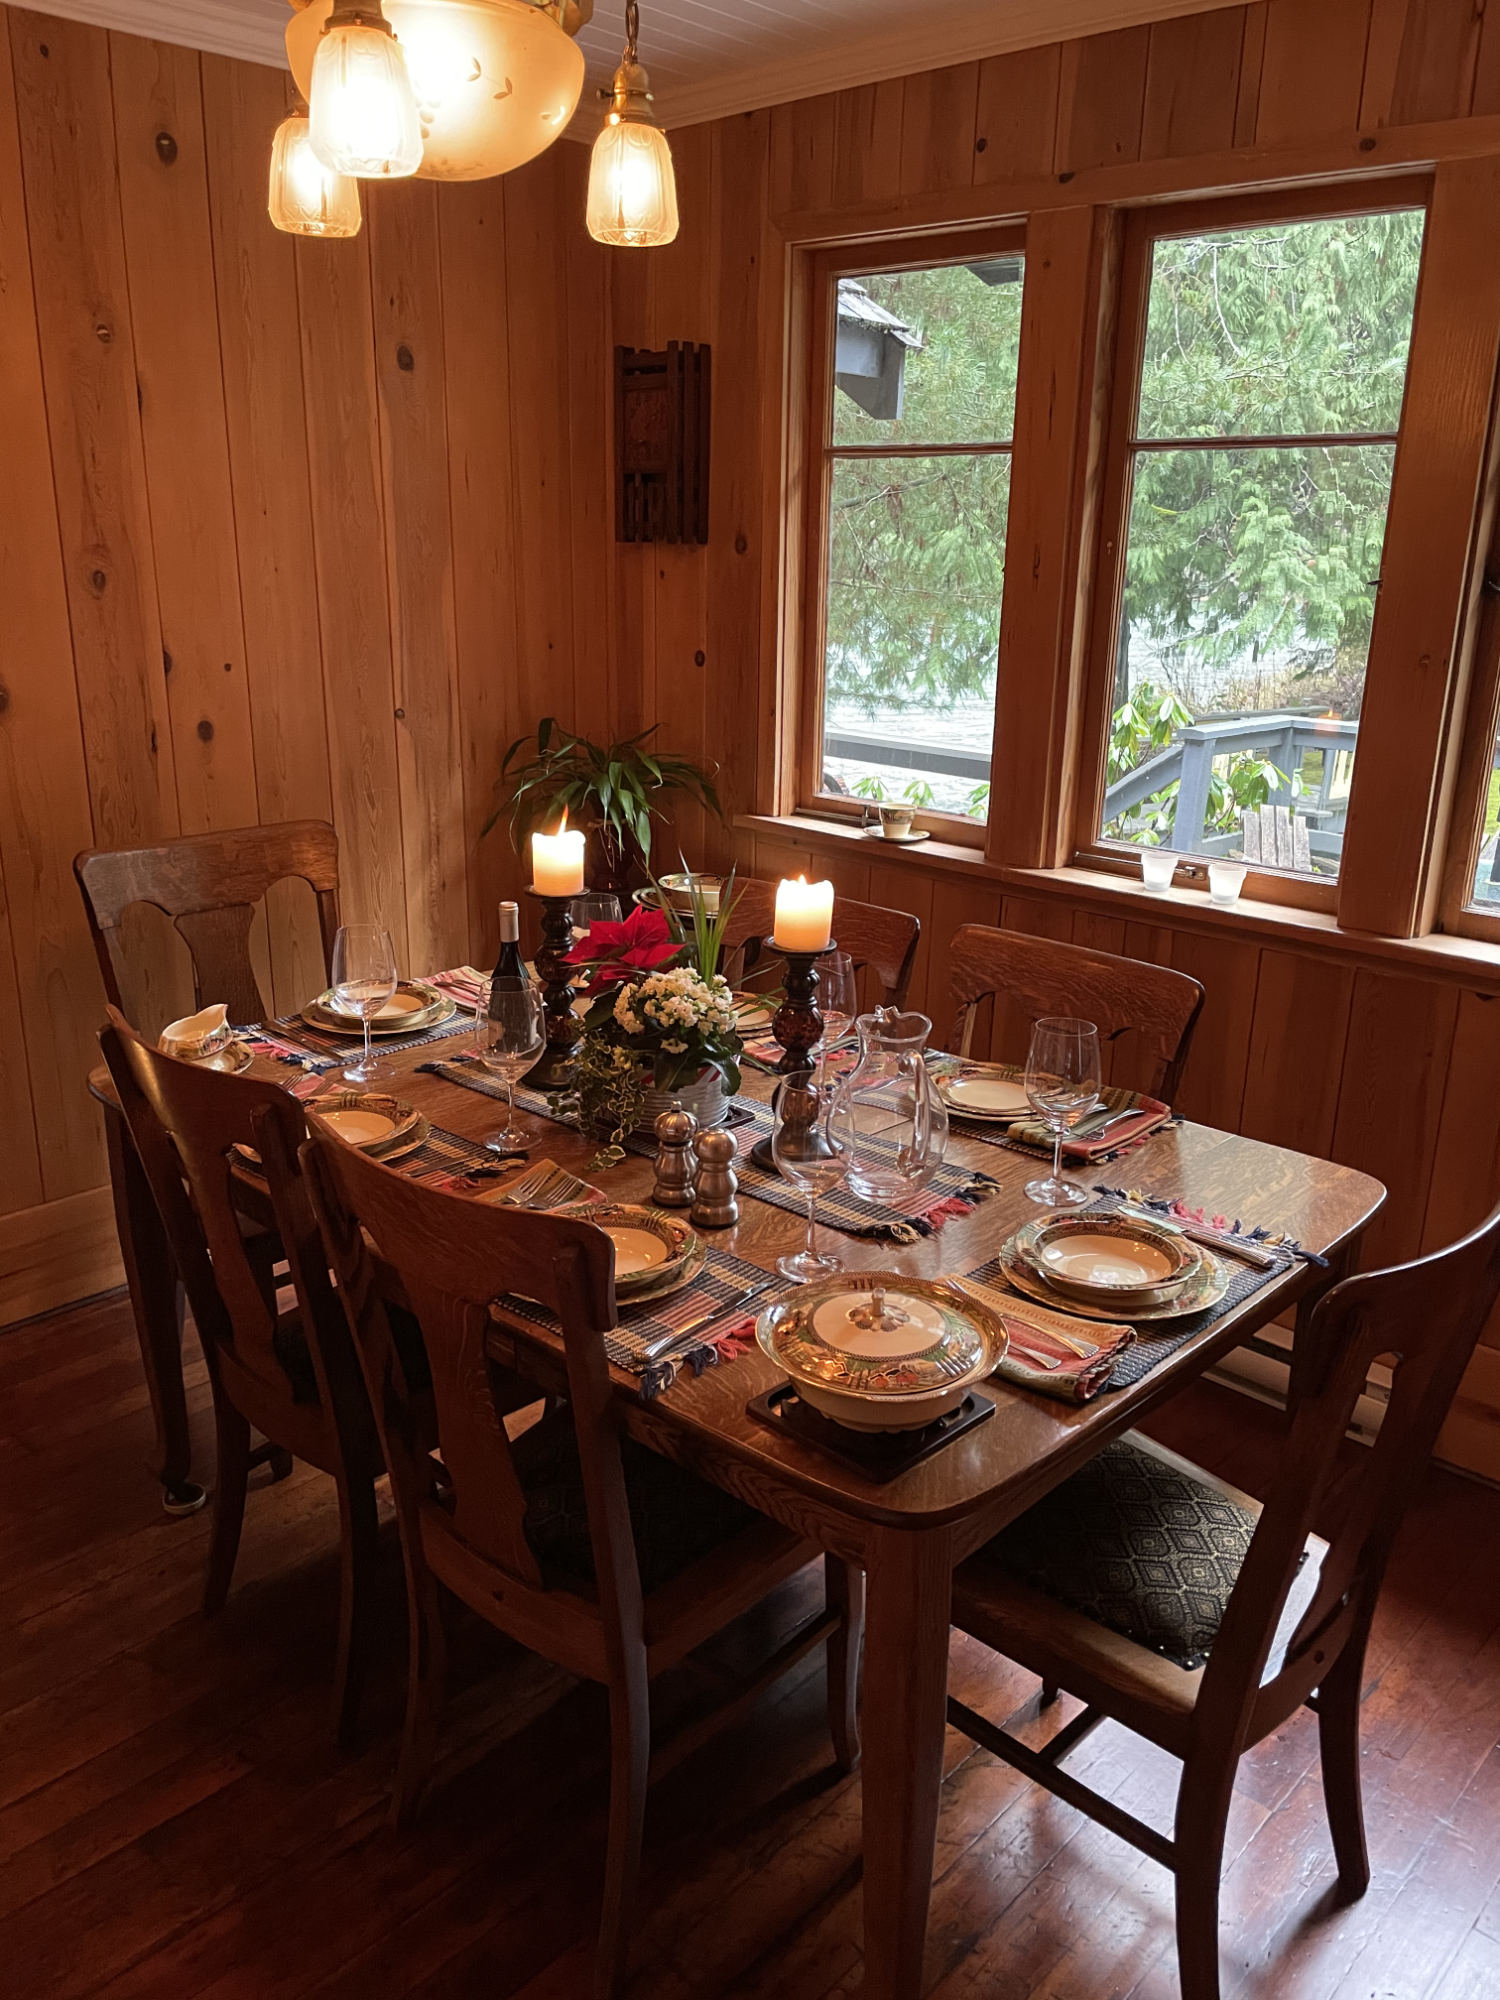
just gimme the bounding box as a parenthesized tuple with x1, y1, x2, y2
(959, 1275, 1133, 1404)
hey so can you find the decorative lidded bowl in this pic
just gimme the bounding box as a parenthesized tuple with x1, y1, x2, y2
(756, 1273, 1006, 1432)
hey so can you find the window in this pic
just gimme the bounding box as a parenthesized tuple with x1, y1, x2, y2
(1087, 198, 1427, 886)
(801, 235, 1025, 838)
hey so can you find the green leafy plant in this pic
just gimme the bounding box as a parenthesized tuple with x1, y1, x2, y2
(655, 864, 742, 985)
(966, 781, 990, 820)
(485, 719, 722, 888)
(851, 774, 937, 808)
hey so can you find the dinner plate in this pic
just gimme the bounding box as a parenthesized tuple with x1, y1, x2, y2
(938, 1071, 1032, 1121)
(301, 982, 455, 1037)
(614, 1235, 709, 1310)
(997, 1236, 1229, 1322)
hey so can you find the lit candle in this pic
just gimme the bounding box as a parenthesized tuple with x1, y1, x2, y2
(532, 815, 586, 898)
(773, 875, 834, 952)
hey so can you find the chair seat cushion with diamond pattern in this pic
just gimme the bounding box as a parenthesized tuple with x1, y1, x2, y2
(970, 1436, 1262, 1669)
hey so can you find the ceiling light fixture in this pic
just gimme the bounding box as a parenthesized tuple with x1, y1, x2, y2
(307, 0, 424, 180)
(586, 0, 679, 248)
(287, 0, 587, 183)
(267, 107, 363, 236)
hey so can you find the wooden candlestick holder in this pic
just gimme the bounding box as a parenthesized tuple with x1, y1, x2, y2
(748, 938, 838, 1174)
(526, 887, 582, 1089)
(769, 937, 837, 1074)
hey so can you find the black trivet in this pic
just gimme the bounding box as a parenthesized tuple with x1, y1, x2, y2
(746, 1382, 995, 1482)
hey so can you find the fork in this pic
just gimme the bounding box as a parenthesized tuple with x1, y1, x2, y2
(499, 1163, 592, 1210)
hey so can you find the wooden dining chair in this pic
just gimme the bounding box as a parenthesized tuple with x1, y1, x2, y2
(98, 1007, 402, 1744)
(945, 922, 1204, 1099)
(944, 1199, 1500, 2000)
(720, 876, 920, 1009)
(300, 1129, 864, 1999)
(76, 818, 341, 1029)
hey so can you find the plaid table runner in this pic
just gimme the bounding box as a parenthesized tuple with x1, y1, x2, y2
(421, 1059, 1002, 1244)
(497, 1242, 772, 1400)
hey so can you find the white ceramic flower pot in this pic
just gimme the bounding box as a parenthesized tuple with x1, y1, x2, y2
(636, 1068, 727, 1136)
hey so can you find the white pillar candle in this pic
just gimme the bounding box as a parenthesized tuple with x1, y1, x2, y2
(532, 820, 586, 897)
(773, 875, 834, 952)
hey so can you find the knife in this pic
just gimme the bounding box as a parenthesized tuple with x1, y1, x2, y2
(639, 1277, 780, 1362)
(1116, 1203, 1282, 1271)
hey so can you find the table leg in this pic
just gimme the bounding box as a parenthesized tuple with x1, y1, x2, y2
(860, 1523, 953, 2000)
(103, 1099, 204, 1515)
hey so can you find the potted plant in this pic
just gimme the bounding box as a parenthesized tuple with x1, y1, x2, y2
(561, 881, 744, 1163)
(486, 719, 723, 893)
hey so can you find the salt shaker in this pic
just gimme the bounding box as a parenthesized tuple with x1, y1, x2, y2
(691, 1128, 740, 1229)
(652, 1104, 698, 1208)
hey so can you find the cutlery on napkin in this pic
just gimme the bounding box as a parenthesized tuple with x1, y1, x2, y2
(956, 1275, 1133, 1403)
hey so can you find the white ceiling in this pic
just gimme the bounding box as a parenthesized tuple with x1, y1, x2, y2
(22, 0, 1239, 130)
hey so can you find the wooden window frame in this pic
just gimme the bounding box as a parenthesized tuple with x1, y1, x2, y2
(794, 224, 1028, 852)
(1070, 176, 1435, 919)
(1438, 503, 1500, 946)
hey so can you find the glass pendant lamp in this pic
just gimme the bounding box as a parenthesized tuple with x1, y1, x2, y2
(308, 0, 424, 179)
(267, 110, 362, 237)
(586, 0, 679, 247)
(287, 0, 585, 182)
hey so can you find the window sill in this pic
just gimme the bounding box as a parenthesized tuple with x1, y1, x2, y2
(736, 812, 1500, 986)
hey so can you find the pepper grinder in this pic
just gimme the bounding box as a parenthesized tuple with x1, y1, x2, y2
(690, 1128, 740, 1229)
(652, 1104, 698, 1209)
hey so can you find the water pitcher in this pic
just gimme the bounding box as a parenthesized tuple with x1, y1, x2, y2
(835, 1008, 948, 1204)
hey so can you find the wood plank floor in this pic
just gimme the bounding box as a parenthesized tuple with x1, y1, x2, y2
(4, 1289, 1500, 1999)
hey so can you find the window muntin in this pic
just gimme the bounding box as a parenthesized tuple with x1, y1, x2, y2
(1097, 208, 1426, 880)
(812, 254, 1024, 828)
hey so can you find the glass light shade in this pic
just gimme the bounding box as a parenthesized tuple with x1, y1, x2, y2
(268, 114, 362, 237)
(288, 0, 583, 182)
(308, 18, 424, 179)
(586, 116, 679, 247)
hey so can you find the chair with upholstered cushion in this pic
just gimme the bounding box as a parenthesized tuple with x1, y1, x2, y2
(720, 876, 920, 1011)
(98, 1007, 409, 1745)
(945, 922, 1203, 1099)
(944, 1200, 1500, 2000)
(300, 1129, 864, 2000)
(76, 819, 340, 1032)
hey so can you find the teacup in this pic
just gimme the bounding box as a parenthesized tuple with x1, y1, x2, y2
(876, 805, 917, 839)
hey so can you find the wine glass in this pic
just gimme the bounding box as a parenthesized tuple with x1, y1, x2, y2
(816, 952, 857, 1070)
(771, 1073, 851, 1283)
(473, 984, 545, 1149)
(331, 924, 398, 1085)
(1023, 1017, 1102, 1208)
(569, 892, 623, 944)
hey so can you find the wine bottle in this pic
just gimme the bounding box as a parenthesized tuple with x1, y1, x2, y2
(488, 901, 530, 1017)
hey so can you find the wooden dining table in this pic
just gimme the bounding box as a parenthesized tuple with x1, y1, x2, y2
(90, 1027, 1384, 2000)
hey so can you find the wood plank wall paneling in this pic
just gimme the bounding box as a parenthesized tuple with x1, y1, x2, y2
(12, 0, 1500, 1496)
(625, 0, 1500, 1479)
(0, 8, 607, 1319)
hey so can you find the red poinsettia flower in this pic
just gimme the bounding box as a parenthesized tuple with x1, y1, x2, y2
(565, 903, 681, 989)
